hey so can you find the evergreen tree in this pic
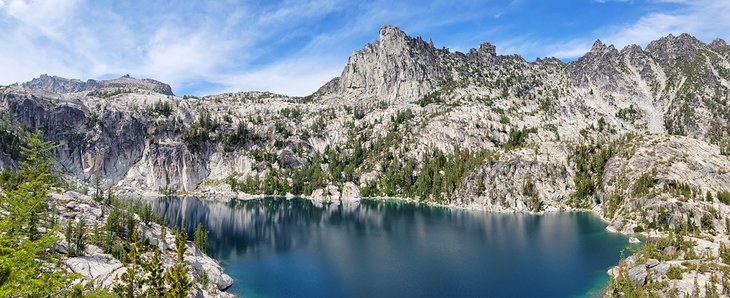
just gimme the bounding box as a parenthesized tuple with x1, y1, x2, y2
(194, 223, 208, 254)
(0, 131, 72, 296)
(165, 262, 192, 298)
(144, 249, 168, 298)
(166, 230, 192, 298)
(140, 204, 153, 225)
(69, 283, 85, 298)
(113, 230, 145, 297)
(175, 230, 187, 262)
(65, 217, 88, 257)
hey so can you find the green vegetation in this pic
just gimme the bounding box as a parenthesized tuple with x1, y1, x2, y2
(223, 122, 261, 152)
(522, 177, 535, 197)
(719, 140, 730, 156)
(720, 242, 730, 265)
(279, 107, 303, 121)
(86, 112, 100, 128)
(361, 148, 496, 203)
(0, 112, 23, 161)
(607, 228, 703, 296)
(194, 223, 209, 254)
(65, 216, 88, 257)
(0, 129, 201, 295)
(93, 88, 133, 98)
(167, 230, 193, 298)
(616, 104, 642, 122)
(660, 180, 694, 199)
(718, 191, 730, 205)
(183, 110, 220, 152)
(568, 140, 618, 208)
(149, 100, 174, 117)
(666, 265, 684, 280)
(110, 227, 193, 297)
(503, 127, 537, 150)
(0, 131, 74, 296)
(632, 169, 656, 197)
(415, 80, 464, 107)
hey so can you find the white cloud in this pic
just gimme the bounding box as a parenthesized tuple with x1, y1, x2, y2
(2, 0, 79, 40)
(210, 56, 344, 96)
(0, 0, 346, 95)
(541, 0, 730, 59)
(2, 0, 727, 96)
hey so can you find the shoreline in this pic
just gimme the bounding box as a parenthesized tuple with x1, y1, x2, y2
(140, 188, 637, 298)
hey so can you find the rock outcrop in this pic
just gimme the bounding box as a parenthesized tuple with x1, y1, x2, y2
(1, 25, 729, 297)
(53, 190, 234, 297)
(23, 74, 174, 96)
(318, 26, 451, 101)
(0, 25, 727, 198)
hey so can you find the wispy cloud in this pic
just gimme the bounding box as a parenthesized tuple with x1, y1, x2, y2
(1, 0, 727, 95)
(528, 0, 730, 59)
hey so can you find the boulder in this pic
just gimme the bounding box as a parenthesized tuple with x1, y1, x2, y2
(627, 265, 648, 286)
(65, 254, 124, 288)
(341, 182, 361, 201)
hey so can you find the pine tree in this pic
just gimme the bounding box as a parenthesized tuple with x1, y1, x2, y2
(175, 230, 187, 262)
(140, 204, 153, 225)
(92, 171, 103, 202)
(69, 283, 85, 298)
(166, 262, 192, 298)
(0, 131, 71, 296)
(194, 223, 208, 254)
(166, 230, 192, 298)
(144, 249, 168, 298)
(65, 217, 88, 257)
(74, 218, 87, 256)
(113, 230, 145, 297)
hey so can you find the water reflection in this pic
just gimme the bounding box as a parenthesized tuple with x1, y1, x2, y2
(154, 197, 629, 298)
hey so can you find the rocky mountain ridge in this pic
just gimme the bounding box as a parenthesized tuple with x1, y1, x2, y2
(1, 25, 730, 296)
(22, 74, 174, 96)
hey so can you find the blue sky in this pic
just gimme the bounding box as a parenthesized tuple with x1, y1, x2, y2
(1, 0, 728, 96)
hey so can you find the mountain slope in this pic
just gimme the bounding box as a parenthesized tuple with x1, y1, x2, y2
(2, 25, 730, 296)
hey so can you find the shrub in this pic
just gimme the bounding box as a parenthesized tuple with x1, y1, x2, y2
(666, 265, 684, 280)
(149, 101, 173, 117)
(522, 177, 535, 197)
(504, 127, 537, 150)
(632, 169, 655, 197)
(718, 191, 730, 205)
(720, 243, 730, 265)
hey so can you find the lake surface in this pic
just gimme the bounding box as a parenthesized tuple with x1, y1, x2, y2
(153, 197, 630, 298)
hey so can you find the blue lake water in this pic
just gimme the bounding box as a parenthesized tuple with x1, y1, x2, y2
(153, 197, 630, 298)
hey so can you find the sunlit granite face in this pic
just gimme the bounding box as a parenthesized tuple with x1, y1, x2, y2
(154, 197, 630, 297)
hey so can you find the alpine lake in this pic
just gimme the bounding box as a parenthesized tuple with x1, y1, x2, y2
(153, 197, 632, 298)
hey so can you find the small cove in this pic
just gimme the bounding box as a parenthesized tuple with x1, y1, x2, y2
(154, 197, 631, 297)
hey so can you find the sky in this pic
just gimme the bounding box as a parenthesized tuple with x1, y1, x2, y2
(0, 0, 728, 96)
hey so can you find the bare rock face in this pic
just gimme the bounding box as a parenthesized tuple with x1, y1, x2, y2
(23, 74, 174, 96)
(65, 254, 124, 288)
(646, 33, 703, 65)
(457, 143, 573, 212)
(1, 26, 729, 296)
(1, 92, 146, 186)
(23, 74, 89, 93)
(0, 26, 728, 199)
(323, 25, 452, 101)
(341, 182, 361, 201)
(467, 42, 497, 64)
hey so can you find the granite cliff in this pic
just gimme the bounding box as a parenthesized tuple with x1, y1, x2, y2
(1, 25, 730, 296)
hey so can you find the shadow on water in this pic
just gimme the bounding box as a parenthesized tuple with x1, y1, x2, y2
(153, 197, 630, 298)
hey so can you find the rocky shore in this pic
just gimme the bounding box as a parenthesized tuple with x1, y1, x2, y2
(52, 190, 234, 297)
(1, 25, 729, 296)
